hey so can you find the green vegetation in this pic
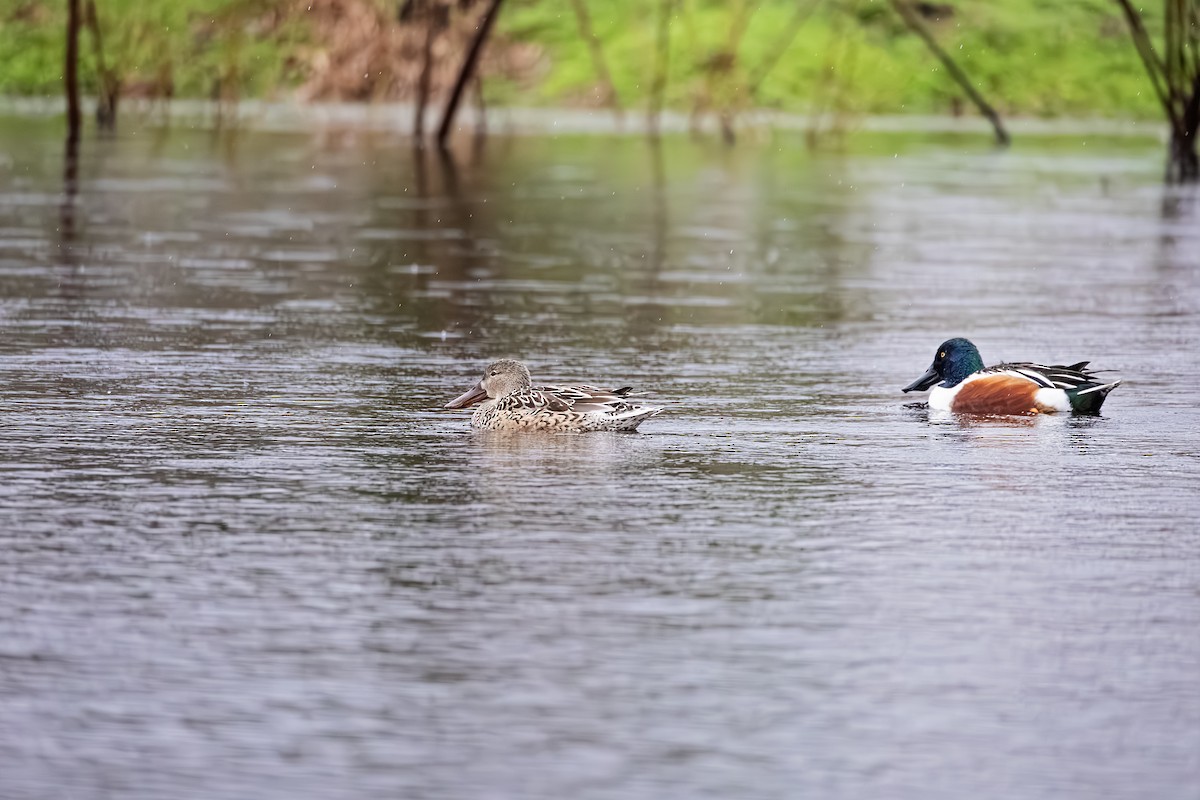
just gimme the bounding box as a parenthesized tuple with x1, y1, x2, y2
(502, 0, 1155, 119)
(0, 0, 1160, 119)
(0, 0, 310, 100)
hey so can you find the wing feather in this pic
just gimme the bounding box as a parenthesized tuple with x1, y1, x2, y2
(986, 361, 1110, 392)
(539, 384, 641, 409)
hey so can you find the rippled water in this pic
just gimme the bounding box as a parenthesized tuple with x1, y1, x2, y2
(1, 115, 1198, 799)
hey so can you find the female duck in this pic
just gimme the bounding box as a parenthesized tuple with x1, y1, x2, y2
(444, 359, 662, 432)
(902, 338, 1121, 415)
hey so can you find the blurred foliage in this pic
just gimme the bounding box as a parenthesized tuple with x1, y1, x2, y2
(499, 0, 1156, 118)
(0, 0, 1163, 118)
(0, 0, 310, 99)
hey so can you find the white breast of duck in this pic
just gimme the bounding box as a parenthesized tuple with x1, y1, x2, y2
(927, 370, 1072, 413)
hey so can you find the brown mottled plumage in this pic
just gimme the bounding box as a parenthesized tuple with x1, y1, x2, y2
(443, 359, 662, 432)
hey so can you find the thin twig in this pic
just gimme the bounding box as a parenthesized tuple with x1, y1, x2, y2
(647, 0, 673, 137)
(746, 0, 823, 100)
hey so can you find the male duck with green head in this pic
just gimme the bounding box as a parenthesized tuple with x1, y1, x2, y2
(903, 338, 1121, 415)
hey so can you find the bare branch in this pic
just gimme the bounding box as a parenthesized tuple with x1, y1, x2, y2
(569, 0, 623, 117)
(437, 0, 505, 148)
(647, 0, 673, 137)
(888, 0, 1009, 146)
(727, 0, 760, 49)
(1113, 0, 1176, 125)
(412, 0, 439, 139)
(84, 0, 120, 128)
(746, 0, 823, 100)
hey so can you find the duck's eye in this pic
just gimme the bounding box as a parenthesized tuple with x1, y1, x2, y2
(489, 371, 498, 376)
(939, 351, 946, 359)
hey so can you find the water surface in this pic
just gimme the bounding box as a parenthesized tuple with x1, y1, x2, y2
(1, 116, 1197, 799)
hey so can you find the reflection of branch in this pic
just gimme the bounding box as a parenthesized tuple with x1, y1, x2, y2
(648, 136, 667, 275)
(647, 0, 673, 137)
(436, 145, 462, 215)
(472, 75, 488, 145)
(569, 0, 623, 119)
(888, 0, 1009, 146)
(60, 143, 79, 245)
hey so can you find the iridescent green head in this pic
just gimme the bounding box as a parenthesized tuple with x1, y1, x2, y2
(903, 338, 985, 392)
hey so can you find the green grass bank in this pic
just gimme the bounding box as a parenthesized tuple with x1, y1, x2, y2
(0, 0, 1159, 120)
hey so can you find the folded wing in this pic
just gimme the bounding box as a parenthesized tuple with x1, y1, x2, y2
(986, 361, 1108, 391)
(539, 384, 643, 414)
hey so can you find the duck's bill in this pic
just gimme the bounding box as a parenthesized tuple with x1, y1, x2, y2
(444, 382, 488, 409)
(902, 365, 940, 393)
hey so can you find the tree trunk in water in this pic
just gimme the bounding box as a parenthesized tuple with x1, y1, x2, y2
(1167, 70, 1200, 183)
(65, 0, 82, 150)
(413, 1, 437, 140)
(1167, 127, 1199, 183)
(62, 0, 82, 242)
(1114, 0, 1200, 184)
(437, 0, 504, 149)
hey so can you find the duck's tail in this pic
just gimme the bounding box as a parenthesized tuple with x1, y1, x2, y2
(607, 405, 663, 432)
(1066, 380, 1121, 414)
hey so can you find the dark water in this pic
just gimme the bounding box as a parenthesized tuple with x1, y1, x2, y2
(1, 115, 1198, 799)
